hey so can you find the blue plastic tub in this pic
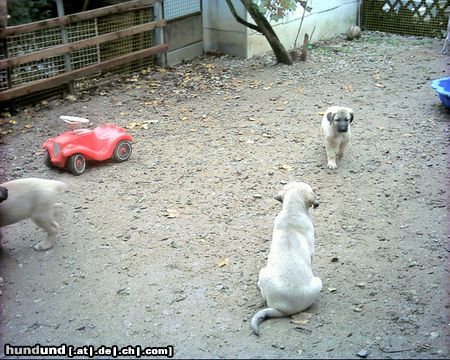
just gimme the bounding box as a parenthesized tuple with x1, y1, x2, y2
(431, 77, 450, 108)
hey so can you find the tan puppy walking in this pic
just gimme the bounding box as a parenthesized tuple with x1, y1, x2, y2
(321, 106, 354, 170)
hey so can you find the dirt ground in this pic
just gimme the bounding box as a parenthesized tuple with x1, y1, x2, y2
(0, 32, 448, 359)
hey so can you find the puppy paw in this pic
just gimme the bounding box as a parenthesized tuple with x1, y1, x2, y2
(327, 162, 337, 170)
(34, 241, 53, 251)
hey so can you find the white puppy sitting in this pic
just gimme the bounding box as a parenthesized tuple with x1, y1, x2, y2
(0, 178, 68, 251)
(251, 181, 322, 336)
(321, 106, 354, 169)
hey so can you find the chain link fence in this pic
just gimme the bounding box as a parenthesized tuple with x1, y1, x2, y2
(362, 0, 450, 38)
(163, 0, 201, 20)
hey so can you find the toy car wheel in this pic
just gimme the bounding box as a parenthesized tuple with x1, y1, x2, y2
(68, 153, 86, 175)
(44, 150, 54, 168)
(113, 140, 132, 162)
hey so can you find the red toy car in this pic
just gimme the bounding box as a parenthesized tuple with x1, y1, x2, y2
(43, 116, 133, 175)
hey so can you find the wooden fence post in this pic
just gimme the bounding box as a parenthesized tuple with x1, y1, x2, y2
(56, 0, 74, 95)
(153, 0, 166, 67)
(0, 0, 9, 95)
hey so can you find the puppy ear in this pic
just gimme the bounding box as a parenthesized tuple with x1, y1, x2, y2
(310, 193, 319, 209)
(306, 190, 319, 209)
(274, 194, 283, 203)
(0, 187, 7, 202)
(326, 111, 334, 123)
(348, 109, 354, 123)
(313, 198, 319, 209)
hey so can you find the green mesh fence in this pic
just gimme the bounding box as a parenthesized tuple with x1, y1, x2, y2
(362, 0, 450, 38)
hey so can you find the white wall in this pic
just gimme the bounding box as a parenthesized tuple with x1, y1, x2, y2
(202, 0, 360, 59)
(202, 0, 248, 58)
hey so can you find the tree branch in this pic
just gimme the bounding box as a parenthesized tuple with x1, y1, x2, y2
(225, 0, 262, 33)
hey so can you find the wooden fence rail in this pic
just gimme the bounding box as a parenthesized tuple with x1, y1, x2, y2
(0, 0, 154, 37)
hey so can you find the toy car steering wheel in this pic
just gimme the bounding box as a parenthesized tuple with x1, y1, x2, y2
(60, 115, 89, 125)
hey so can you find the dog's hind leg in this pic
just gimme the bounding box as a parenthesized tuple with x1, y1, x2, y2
(257, 278, 267, 302)
(310, 276, 323, 296)
(32, 214, 60, 251)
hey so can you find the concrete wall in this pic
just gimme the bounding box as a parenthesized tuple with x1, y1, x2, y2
(202, 0, 360, 59)
(202, 0, 248, 58)
(165, 13, 203, 65)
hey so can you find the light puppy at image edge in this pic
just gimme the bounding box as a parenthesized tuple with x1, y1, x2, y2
(251, 182, 322, 336)
(0, 178, 68, 251)
(321, 106, 354, 170)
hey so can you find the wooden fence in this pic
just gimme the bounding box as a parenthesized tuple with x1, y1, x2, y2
(0, 0, 168, 104)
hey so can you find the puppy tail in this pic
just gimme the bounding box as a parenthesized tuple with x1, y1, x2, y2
(250, 307, 285, 336)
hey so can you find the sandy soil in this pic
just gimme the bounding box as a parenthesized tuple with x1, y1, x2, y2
(0, 32, 448, 359)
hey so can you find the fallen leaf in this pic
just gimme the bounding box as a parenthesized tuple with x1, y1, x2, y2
(290, 312, 312, 325)
(375, 83, 385, 88)
(328, 287, 337, 293)
(163, 209, 180, 218)
(217, 257, 229, 267)
(344, 85, 353, 92)
(279, 164, 293, 171)
(125, 122, 139, 129)
(356, 349, 369, 358)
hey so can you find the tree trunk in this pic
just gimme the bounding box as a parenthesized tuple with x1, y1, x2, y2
(227, 0, 292, 65)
